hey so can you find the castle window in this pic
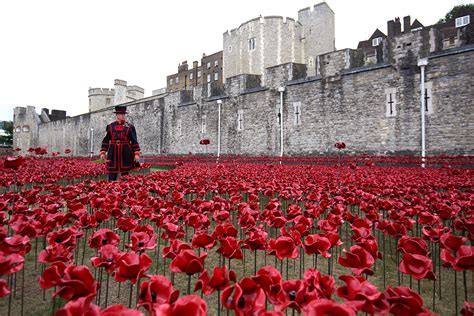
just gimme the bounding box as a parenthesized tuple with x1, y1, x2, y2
(190, 73, 193, 80)
(214, 72, 219, 81)
(228, 45, 232, 52)
(293, 102, 301, 125)
(308, 57, 314, 68)
(237, 110, 244, 131)
(385, 88, 397, 117)
(207, 74, 211, 83)
(201, 115, 207, 134)
(207, 62, 211, 69)
(177, 119, 182, 136)
(422, 82, 434, 114)
(106, 98, 111, 105)
(248, 37, 256, 51)
(198, 70, 201, 77)
(455, 15, 470, 28)
(22, 125, 30, 132)
(372, 37, 383, 47)
(175, 77, 179, 84)
(15, 127, 21, 133)
(214, 60, 219, 67)
(169, 79, 173, 85)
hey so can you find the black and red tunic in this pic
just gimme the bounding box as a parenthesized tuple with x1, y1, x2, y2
(100, 121, 141, 174)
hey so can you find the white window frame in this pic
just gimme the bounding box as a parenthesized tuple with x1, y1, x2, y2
(177, 119, 182, 136)
(15, 127, 21, 133)
(214, 72, 219, 81)
(372, 37, 383, 46)
(175, 77, 179, 84)
(214, 60, 219, 67)
(190, 73, 193, 80)
(455, 15, 470, 28)
(198, 70, 201, 77)
(293, 102, 302, 125)
(169, 79, 173, 85)
(201, 115, 207, 134)
(248, 37, 256, 51)
(207, 62, 211, 69)
(385, 88, 397, 117)
(207, 74, 211, 83)
(237, 110, 244, 131)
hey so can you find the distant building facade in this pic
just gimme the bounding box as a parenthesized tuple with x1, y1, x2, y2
(88, 79, 144, 112)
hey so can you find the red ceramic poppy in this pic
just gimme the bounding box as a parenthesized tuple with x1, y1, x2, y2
(64, 149, 72, 154)
(303, 268, 335, 300)
(0, 253, 24, 276)
(162, 239, 192, 259)
(334, 141, 346, 150)
(195, 266, 237, 294)
(252, 266, 284, 305)
(199, 139, 210, 145)
(191, 231, 216, 250)
(0, 278, 10, 298)
(127, 232, 158, 252)
(114, 252, 152, 284)
(138, 275, 179, 313)
(303, 299, 356, 316)
(217, 236, 243, 260)
(440, 232, 467, 252)
(54, 295, 100, 316)
(170, 249, 207, 276)
(52, 265, 98, 301)
(4, 156, 24, 170)
(88, 229, 121, 249)
(338, 245, 375, 276)
(399, 253, 436, 280)
(38, 244, 74, 264)
(39, 261, 68, 289)
(303, 234, 332, 258)
(384, 286, 428, 315)
(91, 244, 119, 272)
(397, 236, 430, 256)
(441, 245, 474, 271)
(167, 295, 208, 316)
(0, 235, 31, 256)
(268, 236, 299, 260)
(336, 275, 389, 314)
(222, 277, 266, 316)
(100, 304, 144, 316)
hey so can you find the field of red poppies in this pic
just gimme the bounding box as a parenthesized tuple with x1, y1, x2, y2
(0, 156, 473, 315)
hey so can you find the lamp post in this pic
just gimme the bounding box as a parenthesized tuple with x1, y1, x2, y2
(90, 127, 94, 158)
(417, 58, 428, 168)
(217, 99, 222, 162)
(278, 86, 285, 163)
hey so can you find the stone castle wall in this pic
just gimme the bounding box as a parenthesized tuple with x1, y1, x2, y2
(15, 44, 474, 157)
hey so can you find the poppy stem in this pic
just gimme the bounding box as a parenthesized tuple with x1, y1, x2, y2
(383, 234, 386, 289)
(432, 279, 435, 311)
(454, 270, 458, 315)
(187, 274, 192, 295)
(254, 250, 257, 275)
(81, 229, 88, 265)
(438, 243, 441, 299)
(217, 289, 221, 316)
(7, 274, 12, 316)
(463, 270, 467, 302)
(129, 282, 133, 308)
(104, 272, 110, 308)
(136, 279, 141, 306)
(21, 265, 25, 316)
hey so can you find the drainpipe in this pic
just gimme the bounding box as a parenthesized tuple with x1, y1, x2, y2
(278, 86, 286, 163)
(217, 99, 222, 161)
(417, 58, 428, 168)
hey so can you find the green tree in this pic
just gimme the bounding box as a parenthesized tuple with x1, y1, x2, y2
(0, 121, 13, 145)
(438, 4, 474, 23)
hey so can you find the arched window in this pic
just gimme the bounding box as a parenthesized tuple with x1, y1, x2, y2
(15, 127, 21, 133)
(22, 125, 30, 132)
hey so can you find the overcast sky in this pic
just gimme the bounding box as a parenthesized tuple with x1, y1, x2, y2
(0, 0, 467, 121)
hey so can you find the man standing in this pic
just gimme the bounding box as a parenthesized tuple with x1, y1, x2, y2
(100, 105, 141, 181)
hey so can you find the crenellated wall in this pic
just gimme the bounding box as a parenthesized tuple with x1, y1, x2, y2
(13, 32, 474, 157)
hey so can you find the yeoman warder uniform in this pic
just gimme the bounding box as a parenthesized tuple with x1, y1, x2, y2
(100, 106, 141, 181)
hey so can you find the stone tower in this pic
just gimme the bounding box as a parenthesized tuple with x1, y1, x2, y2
(298, 2, 336, 77)
(88, 79, 145, 112)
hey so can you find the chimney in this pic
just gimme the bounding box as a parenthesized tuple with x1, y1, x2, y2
(193, 61, 199, 68)
(403, 16, 411, 33)
(387, 18, 402, 36)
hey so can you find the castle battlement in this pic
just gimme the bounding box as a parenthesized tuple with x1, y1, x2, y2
(224, 15, 300, 38)
(88, 88, 115, 96)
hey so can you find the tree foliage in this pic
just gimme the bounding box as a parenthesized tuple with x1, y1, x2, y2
(0, 121, 13, 145)
(438, 4, 474, 24)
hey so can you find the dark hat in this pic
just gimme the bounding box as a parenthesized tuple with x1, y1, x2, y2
(113, 106, 127, 114)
